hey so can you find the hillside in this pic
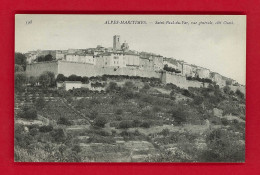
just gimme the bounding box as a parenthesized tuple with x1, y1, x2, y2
(14, 76, 245, 162)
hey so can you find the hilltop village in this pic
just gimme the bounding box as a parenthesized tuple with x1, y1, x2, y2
(25, 35, 243, 91)
(15, 35, 245, 162)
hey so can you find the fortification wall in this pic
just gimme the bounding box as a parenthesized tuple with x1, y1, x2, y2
(58, 61, 101, 77)
(26, 61, 162, 79)
(26, 61, 59, 77)
(57, 61, 161, 78)
(162, 72, 204, 89)
(26, 61, 222, 90)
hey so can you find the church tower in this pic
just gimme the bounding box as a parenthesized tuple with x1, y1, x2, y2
(113, 35, 121, 51)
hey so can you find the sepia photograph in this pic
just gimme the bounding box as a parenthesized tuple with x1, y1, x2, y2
(14, 14, 246, 162)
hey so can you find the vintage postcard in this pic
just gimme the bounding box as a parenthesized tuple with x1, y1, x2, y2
(14, 14, 246, 162)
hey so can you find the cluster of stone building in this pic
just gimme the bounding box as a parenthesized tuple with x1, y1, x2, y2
(25, 35, 238, 87)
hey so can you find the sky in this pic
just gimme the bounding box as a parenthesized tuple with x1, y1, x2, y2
(15, 15, 246, 84)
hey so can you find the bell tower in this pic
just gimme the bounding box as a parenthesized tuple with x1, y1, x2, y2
(113, 35, 121, 51)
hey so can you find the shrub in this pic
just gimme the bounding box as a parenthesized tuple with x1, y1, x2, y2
(65, 96, 73, 104)
(106, 82, 120, 92)
(94, 116, 108, 128)
(124, 81, 135, 89)
(19, 106, 37, 120)
(29, 127, 38, 136)
(88, 110, 99, 120)
(121, 88, 135, 99)
(223, 86, 231, 94)
(111, 130, 117, 136)
(34, 97, 46, 110)
(171, 106, 188, 125)
(51, 128, 67, 142)
(118, 120, 133, 129)
(115, 115, 122, 121)
(152, 106, 161, 113)
(39, 125, 53, 132)
(193, 96, 204, 105)
(28, 76, 38, 86)
(236, 89, 245, 99)
(221, 118, 229, 126)
(140, 121, 151, 128)
(132, 119, 142, 127)
(58, 117, 72, 126)
(142, 83, 150, 92)
(71, 145, 81, 153)
(202, 128, 245, 162)
(115, 109, 123, 115)
(141, 109, 153, 118)
(182, 89, 191, 97)
(161, 128, 170, 136)
(15, 72, 27, 92)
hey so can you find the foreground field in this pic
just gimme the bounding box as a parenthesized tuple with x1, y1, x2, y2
(14, 78, 245, 162)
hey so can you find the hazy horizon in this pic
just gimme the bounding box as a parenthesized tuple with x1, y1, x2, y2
(15, 14, 246, 84)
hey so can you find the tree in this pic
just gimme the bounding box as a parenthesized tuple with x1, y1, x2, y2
(118, 120, 133, 129)
(15, 52, 27, 70)
(223, 86, 231, 94)
(37, 56, 45, 62)
(182, 89, 191, 97)
(236, 89, 245, 99)
(39, 72, 51, 87)
(37, 54, 54, 62)
(106, 82, 119, 92)
(68, 74, 81, 81)
(94, 116, 108, 128)
(28, 76, 38, 86)
(35, 97, 46, 110)
(56, 74, 67, 82)
(171, 106, 188, 125)
(44, 54, 54, 61)
(82, 76, 89, 84)
(46, 71, 56, 87)
(193, 96, 204, 106)
(15, 72, 27, 92)
(38, 71, 55, 88)
(15, 64, 24, 72)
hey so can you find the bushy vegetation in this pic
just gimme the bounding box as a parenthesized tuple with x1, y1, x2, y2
(15, 72, 245, 162)
(18, 106, 38, 120)
(186, 76, 213, 83)
(163, 64, 181, 74)
(36, 54, 54, 62)
(201, 128, 245, 162)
